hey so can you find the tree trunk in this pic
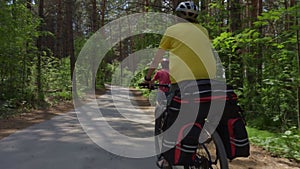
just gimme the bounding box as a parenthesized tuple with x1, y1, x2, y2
(101, 0, 106, 27)
(248, 0, 263, 86)
(228, 0, 243, 88)
(295, 0, 300, 130)
(230, 0, 242, 32)
(90, 0, 100, 89)
(145, 0, 149, 12)
(56, 0, 63, 58)
(24, 0, 32, 99)
(244, 0, 263, 111)
(65, 0, 76, 86)
(91, 0, 98, 32)
(37, 0, 44, 105)
(257, 0, 263, 85)
(250, 0, 258, 26)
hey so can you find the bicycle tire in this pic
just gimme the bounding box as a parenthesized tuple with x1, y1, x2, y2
(169, 131, 228, 169)
(195, 131, 229, 169)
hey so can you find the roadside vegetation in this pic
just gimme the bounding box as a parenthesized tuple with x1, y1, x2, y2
(247, 127, 300, 162)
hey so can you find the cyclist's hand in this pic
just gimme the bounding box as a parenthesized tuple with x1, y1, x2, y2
(143, 81, 152, 89)
(148, 81, 154, 89)
(141, 81, 154, 90)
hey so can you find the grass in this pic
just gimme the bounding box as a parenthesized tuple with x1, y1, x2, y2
(247, 126, 300, 162)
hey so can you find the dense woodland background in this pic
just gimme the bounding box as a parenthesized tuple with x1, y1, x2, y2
(0, 0, 300, 146)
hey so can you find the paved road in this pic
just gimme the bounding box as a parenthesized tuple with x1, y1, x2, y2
(0, 86, 159, 169)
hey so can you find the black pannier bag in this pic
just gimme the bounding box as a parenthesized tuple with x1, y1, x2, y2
(161, 80, 250, 165)
(161, 81, 211, 166)
(216, 85, 250, 160)
(217, 117, 250, 160)
(162, 122, 203, 166)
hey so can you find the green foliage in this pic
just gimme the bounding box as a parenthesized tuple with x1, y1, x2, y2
(212, 32, 243, 88)
(248, 127, 300, 161)
(44, 57, 72, 103)
(74, 36, 88, 59)
(212, 5, 299, 131)
(0, 2, 41, 112)
(0, 2, 75, 115)
(198, 1, 229, 38)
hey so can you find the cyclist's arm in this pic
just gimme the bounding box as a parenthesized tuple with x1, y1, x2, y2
(145, 48, 165, 80)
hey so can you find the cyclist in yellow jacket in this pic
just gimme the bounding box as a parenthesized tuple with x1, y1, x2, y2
(145, 2, 216, 86)
(144, 1, 217, 168)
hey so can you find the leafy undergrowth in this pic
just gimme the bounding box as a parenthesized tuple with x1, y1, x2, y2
(247, 127, 300, 162)
(0, 90, 72, 119)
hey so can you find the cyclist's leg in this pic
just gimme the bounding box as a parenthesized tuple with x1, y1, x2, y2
(155, 90, 167, 134)
(155, 90, 176, 167)
(154, 108, 164, 135)
(155, 90, 168, 162)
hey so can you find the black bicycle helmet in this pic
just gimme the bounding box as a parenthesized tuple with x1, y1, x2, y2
(175, 1, 199, 21)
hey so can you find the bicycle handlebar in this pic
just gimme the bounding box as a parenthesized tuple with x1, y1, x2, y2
(138, 83, 170, 90)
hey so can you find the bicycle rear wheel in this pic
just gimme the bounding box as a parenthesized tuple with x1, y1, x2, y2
(168, 131, 228, 169)
(195, 131, 228, 169)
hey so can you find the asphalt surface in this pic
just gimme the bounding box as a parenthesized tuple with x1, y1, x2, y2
(0, 86, 159, 169)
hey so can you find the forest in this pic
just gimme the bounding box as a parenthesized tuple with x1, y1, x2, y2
(0, 0, 300, 160)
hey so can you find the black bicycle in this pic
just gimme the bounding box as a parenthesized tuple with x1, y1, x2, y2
(138, 83, 229, 169)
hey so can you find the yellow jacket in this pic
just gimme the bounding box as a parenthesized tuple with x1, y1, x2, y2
(159, 23, 216, 83)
